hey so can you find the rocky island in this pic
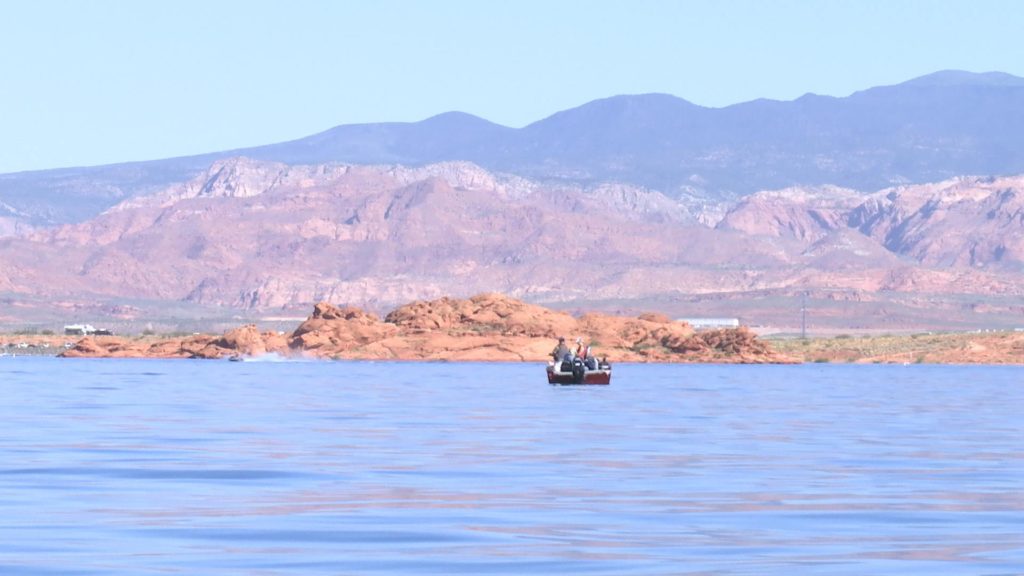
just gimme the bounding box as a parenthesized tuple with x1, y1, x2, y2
(59, 293, 789, 363)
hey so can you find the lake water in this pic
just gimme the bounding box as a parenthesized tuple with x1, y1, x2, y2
(0, 358, 1021, 575)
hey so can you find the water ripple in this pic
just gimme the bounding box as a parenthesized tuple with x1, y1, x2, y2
(0, 359, 1020, 575)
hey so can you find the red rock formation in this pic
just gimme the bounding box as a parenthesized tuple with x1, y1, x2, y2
(193, 324, 288, 359)
(61, 334, 218, 359)
(59, 294, 794, 363)
(289, 302, 398, 356)
(384, 293, 576, 337)
(287, 294, 790, 363)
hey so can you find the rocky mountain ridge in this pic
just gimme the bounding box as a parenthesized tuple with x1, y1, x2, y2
(1, 157, 1022, 330)
(719, 175, 1024, 270)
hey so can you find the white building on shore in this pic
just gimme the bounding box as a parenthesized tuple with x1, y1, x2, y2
(677, 318, 740, 330)
(64, 324, 113, 336)
(64, 324, 96, 336)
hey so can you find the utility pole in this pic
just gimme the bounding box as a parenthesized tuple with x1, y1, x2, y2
(801, 291, 807, 340)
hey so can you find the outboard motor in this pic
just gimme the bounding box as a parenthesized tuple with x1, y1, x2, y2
(571, 357, 585, 384)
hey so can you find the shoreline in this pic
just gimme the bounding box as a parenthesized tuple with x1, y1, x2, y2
(5, 332, 1023, 366)
(5, 294, 1021, 365)
(50, 295, 794, 364)
(769, 330, 1024, 365)
(6, 331, 1023, 365)
(4, 335, 1024, 365)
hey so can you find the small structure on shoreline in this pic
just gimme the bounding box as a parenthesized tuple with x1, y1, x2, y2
(677, 318, 740, 330)
(64, 324, 113, 336)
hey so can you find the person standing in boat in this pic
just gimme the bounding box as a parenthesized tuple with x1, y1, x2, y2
(551, 337, 572, 363)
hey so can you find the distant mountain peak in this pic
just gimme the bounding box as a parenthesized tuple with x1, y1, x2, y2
(567, 92, 699, 112)
(524, 92, 701, 131)
(899, 69, 1024, 87)
(598, 92, 697, 105)
(418, 110, 505, 128)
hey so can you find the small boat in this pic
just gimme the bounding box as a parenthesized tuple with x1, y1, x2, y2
(547, 357, 612, 385)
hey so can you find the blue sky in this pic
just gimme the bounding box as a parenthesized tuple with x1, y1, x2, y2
(2, 0, 1023, 173)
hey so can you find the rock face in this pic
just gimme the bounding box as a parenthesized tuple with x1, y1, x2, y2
(61, 293, 793, 363)
(60, 334, 217, 359)
(717, 186, 863, 243)
(720, 176, 1024, 271)
(7, 158, 729, 311)
(288, 302, 397, 355)
(196, 324, 289, 358)
(849, 176, 1024, 267)
(4, 160, 1024, 331)
(59, 325, 290, 359)
(383, 293, 576, 337)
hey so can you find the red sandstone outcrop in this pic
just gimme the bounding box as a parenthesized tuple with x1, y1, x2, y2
(59, 294, 793, 363)
(194, 324, 289, 359)
(60, 325, 287, 360)
(288, 302, 398, 355)
(384, 293, 577, 337)
(60, 334, 217, 359)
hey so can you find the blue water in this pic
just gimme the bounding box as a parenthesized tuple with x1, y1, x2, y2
(0, 358, 1021, 575)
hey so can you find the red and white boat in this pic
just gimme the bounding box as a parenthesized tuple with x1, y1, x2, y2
(546, 356, 612, 385)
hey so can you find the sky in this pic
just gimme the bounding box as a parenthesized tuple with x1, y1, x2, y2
(2, 0, 1023, 174)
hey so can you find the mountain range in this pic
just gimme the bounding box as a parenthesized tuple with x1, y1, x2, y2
(1, 71, 1023, 332)
(4, 70, 1024, 229)
(2, 157, 1022, 331)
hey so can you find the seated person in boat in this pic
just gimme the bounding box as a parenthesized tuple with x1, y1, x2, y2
(576, 338, 599, 370)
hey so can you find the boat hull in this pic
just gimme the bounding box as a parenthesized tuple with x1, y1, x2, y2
(546, 362, 611, 385)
